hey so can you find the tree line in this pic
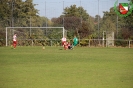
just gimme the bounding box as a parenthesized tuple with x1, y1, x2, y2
(0, 0, 133, 46)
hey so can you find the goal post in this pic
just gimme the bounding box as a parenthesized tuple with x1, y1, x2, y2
(6, 27, 65, 46)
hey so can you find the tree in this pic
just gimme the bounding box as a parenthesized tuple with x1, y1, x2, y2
(51, 5, 94, 39)
(0, 0, 39, 27)
(0, 0, 12, 27)
(100, 18, 116, 32)
(0, 0, 47, 46)
(63, 5, 89, 21)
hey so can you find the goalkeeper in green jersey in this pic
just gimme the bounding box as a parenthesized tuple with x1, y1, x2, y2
(73, 36, 78, 47)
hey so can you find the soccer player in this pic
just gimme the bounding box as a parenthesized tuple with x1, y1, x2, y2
(61, 37, 66, 47)
(73, 35, 78, 47)
(13, 33, 17, 49)
(68, 42, 72, 49)
(64, 42, 68, 50)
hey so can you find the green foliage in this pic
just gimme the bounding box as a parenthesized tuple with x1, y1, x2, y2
(79, 39, 89, 46)
(101, 7, 117, 36)
(115, 40, 128, 47)
(63, 5, 89, 20)
(0, 0, 38, 27)
(100, 18, 116, 32)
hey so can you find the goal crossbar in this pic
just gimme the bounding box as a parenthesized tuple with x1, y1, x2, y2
(6, 27, 65, 46)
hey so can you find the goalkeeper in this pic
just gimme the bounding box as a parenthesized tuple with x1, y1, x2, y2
(72, 36, 78, 47)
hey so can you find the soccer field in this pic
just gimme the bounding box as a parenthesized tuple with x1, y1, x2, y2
(0, 46, 133, 88)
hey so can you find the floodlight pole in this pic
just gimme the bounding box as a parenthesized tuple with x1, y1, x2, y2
(80, 0, 82, 24)
(63, 27, 64, 37)
(45, 1, 47, 27)
(63, 1, 64, 27)
(11, 0, 14, 27)
(116, 0, 119, 39)
(102, 31, 106, 47)
(30, 17, 31, 37)
(6, 28, 7, 46)
(98, 0, 100, 40)
(117, 16, 118, 38)
(45, 1, 47, 36)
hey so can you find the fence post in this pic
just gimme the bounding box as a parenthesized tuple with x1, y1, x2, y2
(32, 40, 33, 46)
(88, 39, 90, 47)
(50, 40, 52, 46)
(129, 40, 130, 48)
(103, 38, 104, 47)
(106, 39, 107, 47)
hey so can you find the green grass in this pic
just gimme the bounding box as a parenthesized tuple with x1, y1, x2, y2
(0, 46, 133, 88)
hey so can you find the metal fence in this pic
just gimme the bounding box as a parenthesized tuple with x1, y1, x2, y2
(1, 39, 133, 48)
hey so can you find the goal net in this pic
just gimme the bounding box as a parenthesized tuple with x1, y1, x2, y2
(6, 27, 66, 46)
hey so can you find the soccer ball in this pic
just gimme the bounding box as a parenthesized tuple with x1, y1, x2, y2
(11, 45, 13, 49)
(42, 47, 45, 50)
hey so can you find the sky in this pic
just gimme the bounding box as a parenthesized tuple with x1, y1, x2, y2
(24, 0, 130, 19)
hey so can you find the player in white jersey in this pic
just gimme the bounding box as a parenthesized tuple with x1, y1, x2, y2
(61, 37, 66, 46)
(13, 34, 17, 49)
